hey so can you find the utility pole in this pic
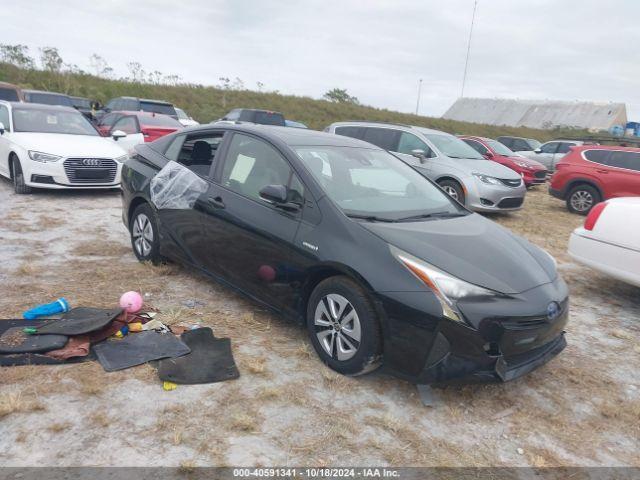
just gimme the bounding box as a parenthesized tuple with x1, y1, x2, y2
(461, 0, 478, 98)
(415, 78, 423, 115)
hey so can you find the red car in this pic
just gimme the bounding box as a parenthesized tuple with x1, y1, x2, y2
(549, 145, 640, 214)
(95, 111, 183, 142)
(461, 136, 548, 187)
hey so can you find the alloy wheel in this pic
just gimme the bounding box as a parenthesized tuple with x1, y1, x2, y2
(570, 190, 593, 212)
(132, 213, 154, 257)
(443, 185, 458, 199)
(314, 293, 362, 361)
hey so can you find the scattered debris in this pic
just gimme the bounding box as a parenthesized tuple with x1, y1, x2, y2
(491, 406, 518, 421)
(163, 381, 178, 391)
(417, 384, 443, 407)
(23, 298, 70, 320)
(517, 448, 524, 455)
(182, 299, 205, 309)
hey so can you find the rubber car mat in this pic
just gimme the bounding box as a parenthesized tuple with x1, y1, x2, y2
(0, 327, 67, 354)
(157, 328, 240, 384)
(93, 330, 191, 372)
(0, 320, 94, 366)
(33, 307, 123, 335)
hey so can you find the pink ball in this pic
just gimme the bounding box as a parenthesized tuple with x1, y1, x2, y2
(119, 291, 144, 313)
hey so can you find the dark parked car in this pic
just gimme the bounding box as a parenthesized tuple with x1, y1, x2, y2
(70, 95, 97, 120)
(0, 81, 23, 102)
(497, 136, 542, 153)
(218, 108, 286, 126)
(100, 96, 177, 120)
(121, 125, 568, 384)
(23, 89, 74, 107)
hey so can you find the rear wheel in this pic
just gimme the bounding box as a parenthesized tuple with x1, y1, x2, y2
(11, 156, 32, 194)
(566, 184, 600, 215)
(129, 203, 161, 264)
(438, 179, 465, 204)
(307, 276, 382, 376)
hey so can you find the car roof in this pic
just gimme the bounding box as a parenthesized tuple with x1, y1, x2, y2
(0, 101, 76, 113)
(227, 124, 382, 148)
(329, 121, 451, 136)
(572, 144, 640, 152)
(23, 89, 69, 96)
(0, 81, 20, 89)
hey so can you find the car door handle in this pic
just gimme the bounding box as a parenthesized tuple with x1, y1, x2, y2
(596, 169, 609, 174)
(207, 196, 225, 209)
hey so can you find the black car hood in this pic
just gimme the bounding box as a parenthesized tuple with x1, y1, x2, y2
(361, 213, 556, 294)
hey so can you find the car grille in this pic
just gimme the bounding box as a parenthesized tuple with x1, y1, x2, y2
(499, 178, 522, 188)
(64, 158, 117, 184)
(497, 197, 524, 209)
(501, 316, 548, 330)
(534, 170, 548, 179)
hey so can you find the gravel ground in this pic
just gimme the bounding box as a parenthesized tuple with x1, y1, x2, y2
(0, 178, 638, 468)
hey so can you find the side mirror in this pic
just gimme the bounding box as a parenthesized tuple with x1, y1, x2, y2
(111, 129, 127, 141)
(534, 148, 542, 154)
(259, 184, 301, 211)
(0, 122, 5, 135)
(411, 149, 427, 163)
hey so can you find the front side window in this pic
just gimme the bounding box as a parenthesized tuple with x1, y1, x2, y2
(99, 113, 120, 127)
(0, 88, 19, 102)
(221, 134, 301, 202)
(295, 146, 464, 221)
(225, 109, 240, 121)
(583, 149, 610, 165)
(334, 126, 365, 140)
(556, 142, 575, 154)
(462, 139, 488, 155)
(363, 127, 400, 151)
(12, 108, 98, 136)
(112, 116, 138, 134)
(422, 132, 484, 159)
(512, 139, 531, 151)
(0, 105, 10, 130)
(397, 132, 432, 156)
(540, 142, 559, 154)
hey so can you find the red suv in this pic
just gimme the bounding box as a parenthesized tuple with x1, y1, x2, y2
(549, 145, 640, 214)
(95, 111, 183, 142)
(460, 136, 547, 187)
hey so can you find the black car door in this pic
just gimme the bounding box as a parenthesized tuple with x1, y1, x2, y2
(197, 132, 305, 310)
(155, 130, 228, 267)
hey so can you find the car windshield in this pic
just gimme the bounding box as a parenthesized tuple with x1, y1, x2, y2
(486, 139, 519, 157)
(295, 146, 466, 221)
(72, 98, 92, 109)
(528, 139, 542, 149)
(422, 133, 484, 159)
(0, 88, 20, 101)
(175, 108, 188, 119)
(12, 107, 99, 136)
(254, 111, 285, 126)
(140, 101, 176, 116)
(27, 93, 73, 107)
(139, 114, 182, 128)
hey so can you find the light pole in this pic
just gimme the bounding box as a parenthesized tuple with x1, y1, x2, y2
(415, 78, 423, 115)
(461, 0, 478, 98)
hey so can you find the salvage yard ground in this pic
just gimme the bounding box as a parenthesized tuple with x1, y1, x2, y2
(0, 179, 638, 467)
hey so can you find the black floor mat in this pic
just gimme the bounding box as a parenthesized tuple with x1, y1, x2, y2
(93, 330, 191, 372)
(158, 328, 239, 384)
(0, 327, 68, 354)
(33, 307, 122, 335)
(0, 319, 93, 366)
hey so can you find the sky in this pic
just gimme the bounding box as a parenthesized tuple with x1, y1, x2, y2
(4, 0, 640, 119)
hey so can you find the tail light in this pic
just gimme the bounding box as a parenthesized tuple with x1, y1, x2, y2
(584, 202, 607, 231)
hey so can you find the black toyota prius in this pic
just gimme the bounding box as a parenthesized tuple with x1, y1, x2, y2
(120, 124, 568, 384)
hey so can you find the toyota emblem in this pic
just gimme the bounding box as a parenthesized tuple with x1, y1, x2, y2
(82, 158, 100, 166)
(547, 302, 561, 321)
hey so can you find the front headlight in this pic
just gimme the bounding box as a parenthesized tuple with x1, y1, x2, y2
(391, 245, 498, 322)
(473, 173, 502, 185)
(28, 151, 61, 163)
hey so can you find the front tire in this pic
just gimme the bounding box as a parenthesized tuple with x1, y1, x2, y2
(129, 203, 161, 264)
(307, 276, 382, 376)
(566, 184, 600, 215)
(11, 156, 32, 194)
(438, 179, 465, 204)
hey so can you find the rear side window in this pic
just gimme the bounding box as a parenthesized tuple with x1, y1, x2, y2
(540, 142, 559, 154)
(224, 109, 241, 121)
(498, 138, 513, 148)
(556, 142, 575, 154)
(99, 113, 120, 127)
(334, 126, 365, 140)
(363, 127, 400, 151)
(0, 88, 19, 101)
(583, 150, 611, 165)
(26, 93, 73, 107)
(512, 139, 532, 151)
(254, 111, 285, 126)
(606, 151, 640, 171)
(169, 132, 225, 177)
(140, 101, 176, 116)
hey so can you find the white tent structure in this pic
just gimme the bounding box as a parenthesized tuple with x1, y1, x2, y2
(443, 98, 627, 131)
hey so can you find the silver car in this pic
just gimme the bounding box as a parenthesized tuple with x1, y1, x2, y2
(519, 140, 586, 172)
(325, 122, 526, 212)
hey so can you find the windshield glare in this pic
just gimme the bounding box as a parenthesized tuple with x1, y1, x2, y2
(529, 139, 542, 149)
(12, 108, 99, 136)
(423, 133, 484, 159)
(295, 146, 465, 221)
(486, 139, 519, 157)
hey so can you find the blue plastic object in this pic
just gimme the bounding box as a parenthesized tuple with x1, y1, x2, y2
(23, 298, 70, 320)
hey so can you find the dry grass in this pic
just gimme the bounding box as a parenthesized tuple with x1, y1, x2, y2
(73, 240, 131, 258)
(46, 421, 71, 433)
(0, 391, 45, 418)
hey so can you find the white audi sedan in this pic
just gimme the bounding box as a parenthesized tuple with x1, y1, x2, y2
(0, 101, 128, 194)
(568, 197, 640, 287)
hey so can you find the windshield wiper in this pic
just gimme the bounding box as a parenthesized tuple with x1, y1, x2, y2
(396, 211, 467, 222)
(345, 213, 397, 223)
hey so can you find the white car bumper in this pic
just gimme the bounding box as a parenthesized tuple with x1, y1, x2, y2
(23, 157, 122, 189)
(568, 229, 640, 288)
